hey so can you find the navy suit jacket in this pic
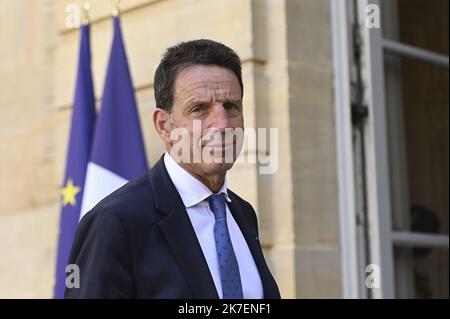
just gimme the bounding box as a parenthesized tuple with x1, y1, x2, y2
(65, 156, 280, 299)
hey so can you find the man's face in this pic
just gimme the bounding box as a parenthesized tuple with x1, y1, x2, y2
(167, 64, 244, 177)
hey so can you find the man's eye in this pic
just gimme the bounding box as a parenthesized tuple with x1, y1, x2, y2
(224, 103, 238, 110)
(191, 105, 205, 113)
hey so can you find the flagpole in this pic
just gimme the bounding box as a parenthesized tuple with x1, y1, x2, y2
(82, 1, 90, 25)
(112, 0, 120, 17)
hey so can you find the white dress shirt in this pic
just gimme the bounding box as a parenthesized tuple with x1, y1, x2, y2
(164, 152, 263, 299)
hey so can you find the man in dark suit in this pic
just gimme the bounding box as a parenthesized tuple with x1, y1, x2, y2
(65, 39, 280, 299)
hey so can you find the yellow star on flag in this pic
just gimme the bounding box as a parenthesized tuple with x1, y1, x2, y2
(61, 179, 81, 207)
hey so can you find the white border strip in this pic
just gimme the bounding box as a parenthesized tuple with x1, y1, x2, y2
(330, 0, 360, 299)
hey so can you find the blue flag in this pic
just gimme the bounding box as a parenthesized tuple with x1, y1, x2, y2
(80, 16, 148, 220)
(54, 24, 96, 298)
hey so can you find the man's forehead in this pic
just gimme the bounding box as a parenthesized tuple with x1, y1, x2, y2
(175, 81, 240, 98)
(174, 65, 240, 95)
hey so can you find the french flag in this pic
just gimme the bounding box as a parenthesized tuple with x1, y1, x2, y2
(80, 16, 148, 220)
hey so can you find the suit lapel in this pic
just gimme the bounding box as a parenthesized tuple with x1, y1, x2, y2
(149, 157, 219, 299)
(227, 191, 281, 299)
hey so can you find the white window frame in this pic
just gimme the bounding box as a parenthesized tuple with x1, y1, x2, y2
(330, 0, 360, 299)
(357, 0, 449, 298)
(331, 0, 449, 299)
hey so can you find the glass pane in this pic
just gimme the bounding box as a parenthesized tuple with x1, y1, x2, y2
(382, 0, 449, 56)
(394, 246, 449, 298)
(385, 55, 449, 235)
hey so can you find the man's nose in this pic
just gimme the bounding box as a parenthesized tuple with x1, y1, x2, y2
(209, 104, 232, 131)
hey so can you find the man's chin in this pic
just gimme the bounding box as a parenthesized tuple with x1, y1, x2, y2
(202, 161, 235, 174)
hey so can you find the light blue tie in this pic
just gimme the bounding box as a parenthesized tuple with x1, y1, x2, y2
(207, 194, 244, 299)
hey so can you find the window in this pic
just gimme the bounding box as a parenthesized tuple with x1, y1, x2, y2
(355, 0, 448, 298)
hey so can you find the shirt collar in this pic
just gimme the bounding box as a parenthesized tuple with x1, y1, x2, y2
(163, 152, 231, 208)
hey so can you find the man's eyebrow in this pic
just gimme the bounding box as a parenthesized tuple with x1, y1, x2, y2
(186, 98, 210, 106)
(186, 98, 242, 105)
(223, 99, 242, 104)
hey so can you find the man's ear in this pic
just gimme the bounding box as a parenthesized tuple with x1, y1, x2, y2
(153, 108, 172, 145)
